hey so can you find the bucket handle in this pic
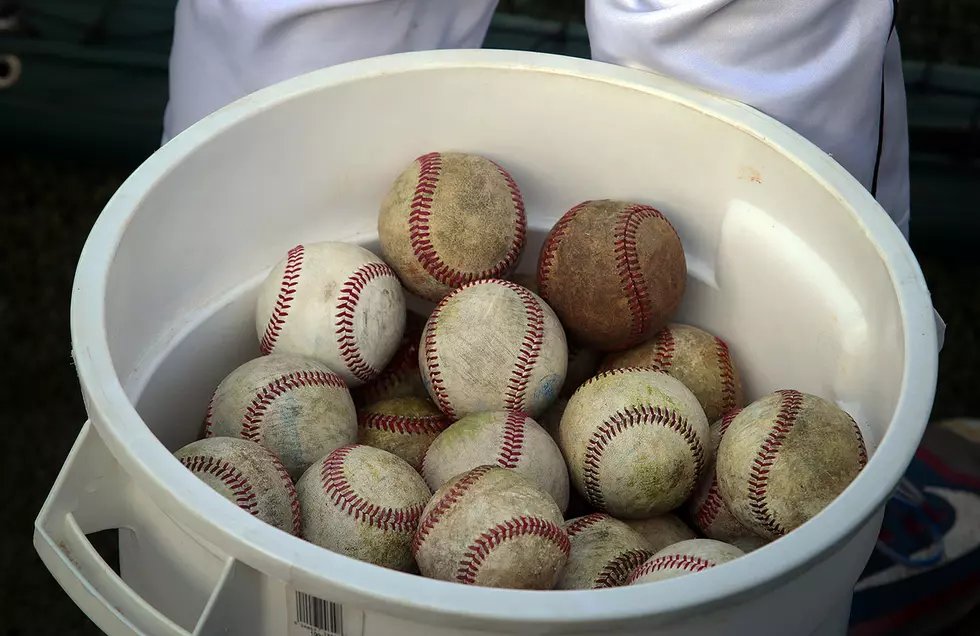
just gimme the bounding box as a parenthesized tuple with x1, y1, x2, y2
(34, 421, 245, 636)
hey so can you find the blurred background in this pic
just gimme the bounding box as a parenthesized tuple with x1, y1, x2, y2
(2, 1, 978, 634)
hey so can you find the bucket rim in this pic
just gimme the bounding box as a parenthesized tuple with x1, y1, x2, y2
(69, 49, 938, 628)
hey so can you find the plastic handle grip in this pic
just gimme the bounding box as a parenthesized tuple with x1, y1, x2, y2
(33, 422, 192, 636)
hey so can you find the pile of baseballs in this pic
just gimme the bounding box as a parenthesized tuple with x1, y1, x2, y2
(173, 151, 869, 590)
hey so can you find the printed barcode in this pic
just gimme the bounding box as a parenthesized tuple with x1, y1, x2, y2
(295, 591, 343, 635)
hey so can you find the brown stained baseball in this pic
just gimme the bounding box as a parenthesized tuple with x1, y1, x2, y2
(558, 368, 709, 518)
(378, 152, 527, 303)
(421, 411, 570, 512)
(622, 514, 698, 553)
(357, 396, 451, 474)
(686, 409, 770, 552)
(628, 539, 745, 585)
(420, 279, 568, 419)
(352, 310, 429, 407)
(557, 513, 654, 590)
(716, 390, 868, 540)
(600, 323, 744, 423)
(412, 466, 570, 589)
(296, 445, 431, 572)
(254, 241, 406, 387)
(203, 354, 357, 480)
(174, 437, 302, 536)
(536, 199, 687, 352)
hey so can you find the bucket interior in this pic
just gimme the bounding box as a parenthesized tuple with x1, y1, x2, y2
(98, 63, 904, 483)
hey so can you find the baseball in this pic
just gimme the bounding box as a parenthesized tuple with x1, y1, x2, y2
(686, 409, 770, 552)
(378, 152, 527, 302)
(296, 445, 431, 572)
(420, 279, 567, 419)
(600, 323, 744, 423)
(352, 310, 429, 407)
(558, 368, 709, 518)
(421, 411, 570, 512)
(357, 396, 450, 473)
(623, 514, 698, 553)
(628, 539, 745, 585)
(557, 513, 654, 590)
(203, 354, 357, 479)
(716, 390, 868, 540)
(412, 465, 570, 589)
(255, 241, 406, 387)
(174, 437, 302, 536)
(536, 199, 686, 352)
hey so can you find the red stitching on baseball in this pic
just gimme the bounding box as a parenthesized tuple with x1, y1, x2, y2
(582, 406, 704, 510)
(413, 465, 494, 555)
(455, 516, 570, 585)
(354, 332, 421, 405)
(497, 412, 527, 468)
(320, 445, 425, 533)
(335, 262, 398, 383)
(651, 327, 676, 373)
(614, 205, 665, 343)
(240, 370, 347, 442)
(259, 244, 304, 355)
(748, 390, 804, 537)
(565, 513, 610, 537)
(359, 411, 448, 436)
(408, 152, 525, 289)
(628, 554, 713, 584)
(422, 297, 455, 418)
(180, 455, 258, 514)
(537, 201, 589, 301)
(694, 408, 743, 531)
(715, 337, 738, 414)
(501, 281, 545, 412)
(851, 415, 868, 468)
(259, 445, 303, 536)
(593, 549, 653, 589)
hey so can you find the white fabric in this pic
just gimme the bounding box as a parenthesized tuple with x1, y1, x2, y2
(162, 0, 500, 144)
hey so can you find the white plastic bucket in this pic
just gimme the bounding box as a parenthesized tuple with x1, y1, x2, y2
(35, 50, 939, 636)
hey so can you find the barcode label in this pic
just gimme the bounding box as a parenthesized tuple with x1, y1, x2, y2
(286, 587, 364, 636)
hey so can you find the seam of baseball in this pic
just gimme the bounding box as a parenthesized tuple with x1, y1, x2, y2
(579, 367, 646, 390)
(502, 281, 545, 412)
(629, 554, 713, 584)
(748, 390, 804, 537)
(694, 408, 743, 530)
(422, 295, 455, 418)
(651, 327, 675, 373)
(259, 445, 303, 535)
(180, 455, 258, 514)
(408, 152, 525, 289)
(850, 414, 869, 468)
(582, 405, 705, 511)
(593, 549, 654, 589)
(320, 446, 425, 533)
(355, 337, 420, 405)
(613, 205, 664, 342)
(203, 390, 217, 438)
(565, 513, 609, 537)
(240, 370, 346, 442)
(359, 411, 447, 436)
(497, 412, 527, 468)
(259, 244, 304, 355)
(335, 262, 398, 383)
(715, 337, 738, 414)
(537, 201, 588, 301)
(455, 516, 570, 585)
(412, 465, 494, 555)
